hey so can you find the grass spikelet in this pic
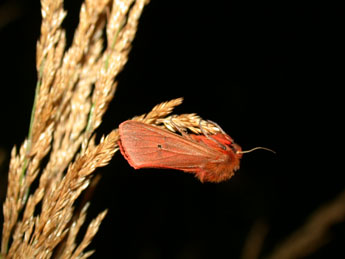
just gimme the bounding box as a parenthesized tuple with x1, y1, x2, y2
(1, 0, 150, 257)
(130, 97, 220, 135)
(132, 97, 184, 124)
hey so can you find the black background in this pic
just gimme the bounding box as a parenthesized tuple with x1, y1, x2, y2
(0, 0, 342, 258)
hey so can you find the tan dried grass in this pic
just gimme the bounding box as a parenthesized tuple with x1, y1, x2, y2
(1, 0, 150, 257)
(0, 0, 219, 257)
(132, 97, 221, 134)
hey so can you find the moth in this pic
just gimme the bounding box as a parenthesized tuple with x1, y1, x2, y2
(118, 120, 247, 183)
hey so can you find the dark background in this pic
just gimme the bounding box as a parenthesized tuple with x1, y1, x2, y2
(0, 0, 341, 258)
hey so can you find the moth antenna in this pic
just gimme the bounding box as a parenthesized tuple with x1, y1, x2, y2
(239, 147, 276, 154)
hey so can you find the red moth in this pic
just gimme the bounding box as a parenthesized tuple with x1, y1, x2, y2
(118, 120, 244, 183)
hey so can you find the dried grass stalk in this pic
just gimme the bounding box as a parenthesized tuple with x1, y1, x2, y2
(241, 220, 268, 259)
(266, 190, 345, 259)
(1, 0, 149, 257)
(1, 0, 220, 257)
(132, 97, 221, 135)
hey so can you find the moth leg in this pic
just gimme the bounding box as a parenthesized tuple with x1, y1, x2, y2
(199, 119, 210, 136)
(170, 116, 193, 140)
(199, 119, 227, 150)
(206, 119, 234, 144)
(206, 119, 226, 135)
